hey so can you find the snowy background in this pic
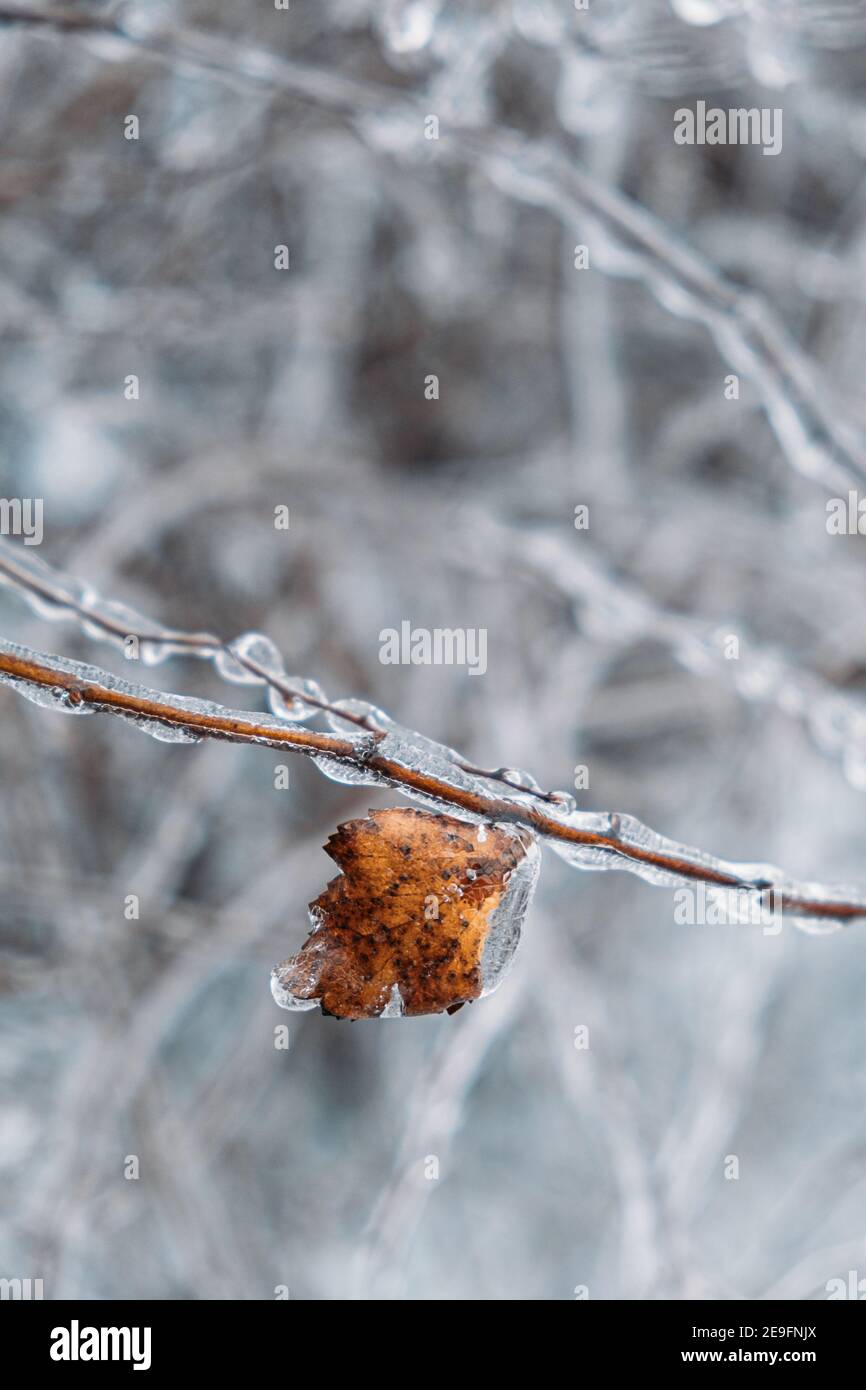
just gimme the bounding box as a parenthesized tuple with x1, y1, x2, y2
(2, 0, 866, 1299)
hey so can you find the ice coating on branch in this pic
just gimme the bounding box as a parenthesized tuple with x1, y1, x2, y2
(371, 725, 501, 817)
(0, 539, 215, 667)
(325, 697, 392, 733)
(0, 638, 369, 754)
(0, 542, 92, 620)
(268, 678, 327, 723)
(543, 803, 779, 889)
(11, 531, 866, 820)
(128, 719, 203, 745)
(3, 630, 866, 934)
(216, 635, 328, 722)
(543, 804, 866, 932)
(2, 562, 866, 935)
(0, 542, 331, 724)
(498, 766, 543, 792)
(311, 711, 495, 793)
(215, 633, 282, 685)
(311, 754, 386, 788)
(0, 678, 95, 717)
(216, 633, 328, 721)
(509, 527, 866, 794)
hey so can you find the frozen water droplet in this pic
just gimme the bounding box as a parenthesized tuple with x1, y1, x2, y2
(269, 675, 327, 723)
(141, 721, 203, 745)
(312, 732, 386, 787)
(232, 632, 283, 668)
(214, 648, 252, 684)
(137, 636, 198, 667)
(311, 755, 380, 787)
(0, 674, 94, 716)
(498, 766, 542, 791)
(215, 633, 284, 686)
(270, 967, 318, 1013)
(326, 698, 391, 734)
(51, 686, 83, 711)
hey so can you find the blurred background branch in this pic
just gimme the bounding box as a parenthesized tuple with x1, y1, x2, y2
(2, 0, 866, 1300)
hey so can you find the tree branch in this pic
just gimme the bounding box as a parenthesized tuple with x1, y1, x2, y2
(1, 635, 865, 928)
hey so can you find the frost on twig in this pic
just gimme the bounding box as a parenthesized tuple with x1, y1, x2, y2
(502, 523, 866, 795)
(1, 540, 866, 933)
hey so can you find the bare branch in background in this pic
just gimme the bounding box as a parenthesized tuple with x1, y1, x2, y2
(2, 3, 865, 487)
(3, 0, 866, 1302)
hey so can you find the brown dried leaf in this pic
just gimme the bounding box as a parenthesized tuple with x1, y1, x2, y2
(271, 808, 539, 1020)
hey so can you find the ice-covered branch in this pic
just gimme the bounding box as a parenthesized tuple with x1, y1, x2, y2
(0, 538, 564, 805)
(475, 136, 866, 492)
(1, 629, 865, 931)
(504, 523, 866, 794)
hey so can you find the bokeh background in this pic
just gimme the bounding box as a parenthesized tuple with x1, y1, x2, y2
(2, 0, 866, 1300)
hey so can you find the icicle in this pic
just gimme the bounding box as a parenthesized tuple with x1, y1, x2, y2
(311, 753, 384, 787)
(0, 674, 95, 717)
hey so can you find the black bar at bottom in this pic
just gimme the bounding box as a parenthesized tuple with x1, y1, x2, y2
(1, 1297, 860, 1372)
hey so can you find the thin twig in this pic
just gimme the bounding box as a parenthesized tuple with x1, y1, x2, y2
(0, 541, 564, 805)
(1, 638, 865, 924)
